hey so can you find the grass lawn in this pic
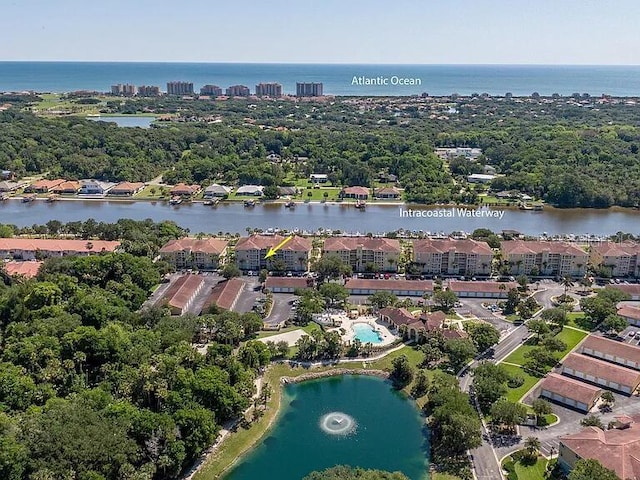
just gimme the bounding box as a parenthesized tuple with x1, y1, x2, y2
(502, 327, 588, 366)
(500, 363, 541, 403)
(134, 185, 169, 199)
(299, 187, 342, 202)
(503, 455, 548, 480)
(566, 312, 595, 330)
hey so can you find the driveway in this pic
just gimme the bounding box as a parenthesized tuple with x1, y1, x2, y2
(234, 277, 262, 313)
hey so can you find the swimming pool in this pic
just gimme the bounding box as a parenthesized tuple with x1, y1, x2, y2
(352, 323, 383, 344)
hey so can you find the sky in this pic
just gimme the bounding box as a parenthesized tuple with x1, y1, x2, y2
(2, 0, 639, 64)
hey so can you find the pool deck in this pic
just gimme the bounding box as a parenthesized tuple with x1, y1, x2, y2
(334, 315, 397, 347)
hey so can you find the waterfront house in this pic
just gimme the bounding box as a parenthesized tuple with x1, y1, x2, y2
(323, 237, 401, 272)
(558, 414, 640, 479)
(340, 186, 369, 200)
(159, 274, 205, 316)
(235, 234, 312, 272)
(25, 179, 65, 193)
(159, 237, 228, 270)
(169, 183, 201, 197)
(309, 173, 328, 183)
(0, 238, 120, 260)
(590, 242, 640, 278)
(108, 182, 145, 196)
(0, 181, 20, 192)
(500, 240, 588, 277)
(413, 238, 493, 276)
(373, 187, 401, 199)
(79, 179, 115, 195)
(201, 278, 245, 313)
(236, 185, 264, 196)
(52, 180, 81, 194)
(278, 186, 298, 196)
(537, 372, 602, 413)
(203, 184, 232, 198)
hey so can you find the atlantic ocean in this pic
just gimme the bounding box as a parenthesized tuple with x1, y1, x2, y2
(1, 62, 639, 97)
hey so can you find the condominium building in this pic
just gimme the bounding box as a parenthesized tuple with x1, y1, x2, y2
(412, 238, 493, 276)
(137, 85, 160, 97)
(590, 242, 640, 278)
(225, 85, 250, 97)
(500, 240, 588, 277)
(0, 238, 120, 260)
(296, 82, 323, 97)
(110, 84, 136, 96)
(200, 84, 223, 96)
(159, 238, 229, 271)
(235, 235, 312, 272)
(166, 81, 194, 95)
(323, 237, 401, 273)
(255, 83, 282, 97)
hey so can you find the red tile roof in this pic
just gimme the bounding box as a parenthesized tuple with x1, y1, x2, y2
(170, 183, 201, 195)
(28, 179, 65, 191)
(160, 238, 229, 255)
(560, 414, 640, 480)
(202, 278, 244, 312)
(413, 238, 492, 256)
(162, 274, 204, 312)
(110, 181, 145, 193)
(378, 307, 416, 326)
(235, 235, 312, 252)
(341, 186, 369, 196)
(0, 238, 120, 253)
(502, 240, 586, 257)
(3, 261, 42, 278)
(345, 278, 434, 292)
(539, 372, 602, 406)
(562, 353, 640, 389)
(611, 284, 640, 297)
(324, 237, 401, 253)
(264, 277, 310, 289)
(619, 305, 640, 321)
(448, 281, 518, 293)
(581, 335, 640, 368)
(592, 242, 640, 257)
(53, 180, 81, 192)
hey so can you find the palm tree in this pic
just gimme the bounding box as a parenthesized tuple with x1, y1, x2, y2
(601, 391, 615, 405)
(561, 275, 574, 297)
(524, 436, 541, 458)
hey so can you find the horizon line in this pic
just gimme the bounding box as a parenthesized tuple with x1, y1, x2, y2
(1, 60, 639, 67)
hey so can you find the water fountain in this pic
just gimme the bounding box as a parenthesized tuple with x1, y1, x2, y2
(319, 412, 357, 436)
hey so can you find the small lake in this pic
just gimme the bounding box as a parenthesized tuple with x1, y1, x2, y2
(87, 115, 155, 128)
(224, 375, 429, 480)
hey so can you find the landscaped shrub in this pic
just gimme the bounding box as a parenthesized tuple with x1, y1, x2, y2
(507, 375, 525, 388)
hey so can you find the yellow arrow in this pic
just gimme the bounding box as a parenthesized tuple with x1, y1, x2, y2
(264, 235, 294, 259)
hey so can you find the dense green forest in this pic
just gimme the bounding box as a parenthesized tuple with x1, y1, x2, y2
(1, 93, 639, 207)
(0, 244, 275, 480)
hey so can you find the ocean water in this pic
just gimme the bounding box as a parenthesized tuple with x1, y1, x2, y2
(0, 62, 639, 96)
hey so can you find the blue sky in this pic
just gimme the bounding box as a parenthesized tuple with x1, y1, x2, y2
(2, 0, 639, 64)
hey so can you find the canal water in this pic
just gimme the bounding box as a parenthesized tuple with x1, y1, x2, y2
(224, 375, 428, 480)
(1, 200, 638, 236)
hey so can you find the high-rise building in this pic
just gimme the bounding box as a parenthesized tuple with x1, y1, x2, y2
(296, 82, 323, 97)
(225, 85, 251, 97)
(255, 82, 282, 97)
(110, 84, 136, 96)
(200, 84, 223, 96)
(166, 81, 194, 95)
(137, 85, 160, 97)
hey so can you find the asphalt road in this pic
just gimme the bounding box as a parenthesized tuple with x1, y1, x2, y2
(264, 293, 295, 326)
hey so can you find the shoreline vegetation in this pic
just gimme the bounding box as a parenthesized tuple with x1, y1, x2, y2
(191, 365, 394, 480)
(3, 195, 640, 213)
